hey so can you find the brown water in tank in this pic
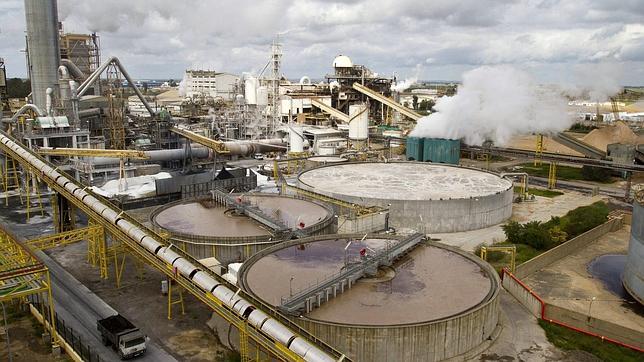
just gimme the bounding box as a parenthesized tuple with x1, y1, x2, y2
(154, 195, 330, 237)
(245, 239, 492, 325)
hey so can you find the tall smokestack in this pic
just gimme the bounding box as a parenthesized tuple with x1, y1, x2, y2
(24, 0, 61, 113)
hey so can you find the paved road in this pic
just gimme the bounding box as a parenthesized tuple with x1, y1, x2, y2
(36, 250, 177, 362)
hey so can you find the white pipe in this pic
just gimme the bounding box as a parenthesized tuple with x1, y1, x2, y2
(8, 104, 46, 123)
(45, 88, 53, 116)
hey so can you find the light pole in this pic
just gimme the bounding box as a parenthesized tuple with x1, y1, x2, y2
(587, 296, 596, 322)
(289, 276, 295, 297)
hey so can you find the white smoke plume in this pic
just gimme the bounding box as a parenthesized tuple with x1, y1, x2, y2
(178, 72, 188, 97)
(563, 62, 624, 101)
(409, 65, 571, 146)
(391, 64, 422, 92)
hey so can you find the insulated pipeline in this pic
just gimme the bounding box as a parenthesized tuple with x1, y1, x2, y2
(0, 130, 339, 362)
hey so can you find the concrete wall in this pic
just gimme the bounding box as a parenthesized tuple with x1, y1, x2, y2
(502, 273, 542, 317)
(544, 304, 644, 349)
(516, 217, 623, 278)
(624, 200, 644, 304)
(296, 296, 499, 362)
(337, 212, 388, 233)
(299, 182, 513, 234)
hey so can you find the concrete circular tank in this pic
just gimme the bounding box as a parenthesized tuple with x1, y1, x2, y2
(239, 235, 501, 361)
(297, 161, 514, 233)
(150, 194, 334, 263)
(624, 191, 644, 305)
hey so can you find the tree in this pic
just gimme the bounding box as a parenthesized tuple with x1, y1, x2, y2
(168, 79, 177, 87)
(412, 95, 418, 110)
(6, 78, 31, 98)
(418, 99, 435, 111)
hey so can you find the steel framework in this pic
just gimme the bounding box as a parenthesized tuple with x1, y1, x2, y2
(0, 225, 58, 348)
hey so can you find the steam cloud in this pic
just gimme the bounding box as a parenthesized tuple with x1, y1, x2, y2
(409, 65, 571, 146)
(391, 64, 422, 92)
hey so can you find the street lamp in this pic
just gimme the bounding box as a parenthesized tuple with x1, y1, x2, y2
(289, 275, 295, 297)
(587, 296, 596, 322)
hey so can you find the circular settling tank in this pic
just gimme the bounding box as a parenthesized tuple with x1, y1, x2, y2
(297, 161, 513, 233)
(151, 194, 334, 263)
(239, 235, 501, 361)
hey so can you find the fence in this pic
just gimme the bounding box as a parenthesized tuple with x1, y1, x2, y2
(28, 294, 107, 362)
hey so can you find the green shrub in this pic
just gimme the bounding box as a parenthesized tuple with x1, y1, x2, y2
(581, 166, 612, 182)
(502, 202, 608, 251)
(559, 201, 609, 238)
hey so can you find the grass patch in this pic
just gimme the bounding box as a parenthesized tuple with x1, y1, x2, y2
(538, 320, 642, 362)
(518, 163, 615, 184)
(514, 186, 563, 198)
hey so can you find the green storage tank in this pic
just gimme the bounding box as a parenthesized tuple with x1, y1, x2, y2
(406, 137, 424, 161)
(422, 138, 460, 165)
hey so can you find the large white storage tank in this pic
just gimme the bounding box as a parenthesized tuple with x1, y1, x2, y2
(256, 86, 268, 107)
(348, 103, 368, 141)
(624, 193, 644, 305)
(289, 126, 304, 153)
(244, 77, 258, 105)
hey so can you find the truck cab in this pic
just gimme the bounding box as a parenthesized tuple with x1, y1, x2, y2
(118, 331, 146, 359)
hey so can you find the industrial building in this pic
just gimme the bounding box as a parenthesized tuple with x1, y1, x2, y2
(0, 1, 643, 362)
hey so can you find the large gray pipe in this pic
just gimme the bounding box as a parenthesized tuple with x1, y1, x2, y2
(77, 56, 156, 117)
(61, 59, 86, 79)
(87, 139, 287, 166)
(24, 0, 61, 112)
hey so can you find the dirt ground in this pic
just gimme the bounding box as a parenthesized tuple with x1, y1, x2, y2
(46, 239, 232, 362)
(0, 303, 70, 362)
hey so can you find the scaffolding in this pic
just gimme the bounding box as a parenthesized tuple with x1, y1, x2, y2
(548, 162, 557, 189)
(479, 245, 516, 273)
(104, 64, 126, 150)
(2, 153, 23, 206)
(0, 225, 58, 349)
(24, 167, 45, 222)
(534, 134, 544, 166)
(59, 31, 100, 82)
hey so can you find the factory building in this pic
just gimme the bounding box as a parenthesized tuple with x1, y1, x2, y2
(182, 70, 239, 101)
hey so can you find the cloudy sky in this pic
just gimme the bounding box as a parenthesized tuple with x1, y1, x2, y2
(1, 0, 643, 84)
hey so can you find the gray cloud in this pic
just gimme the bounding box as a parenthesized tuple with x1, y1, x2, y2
(0, 0, 642, 83)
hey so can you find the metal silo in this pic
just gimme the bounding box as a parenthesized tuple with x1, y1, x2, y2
(624, 192, 644, 305)
(24, 0, 61, 112)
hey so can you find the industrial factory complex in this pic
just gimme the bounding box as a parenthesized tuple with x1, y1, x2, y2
(0, 1, 643, 362)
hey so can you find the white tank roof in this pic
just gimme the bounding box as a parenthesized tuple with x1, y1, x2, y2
(333, 55, 353, 68)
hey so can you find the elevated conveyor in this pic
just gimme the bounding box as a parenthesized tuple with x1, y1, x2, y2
(0, 130, 347, 362)
(352, 83, 422, 121)
(551, 132, 607, 160)
(311, 99, 350, 123)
